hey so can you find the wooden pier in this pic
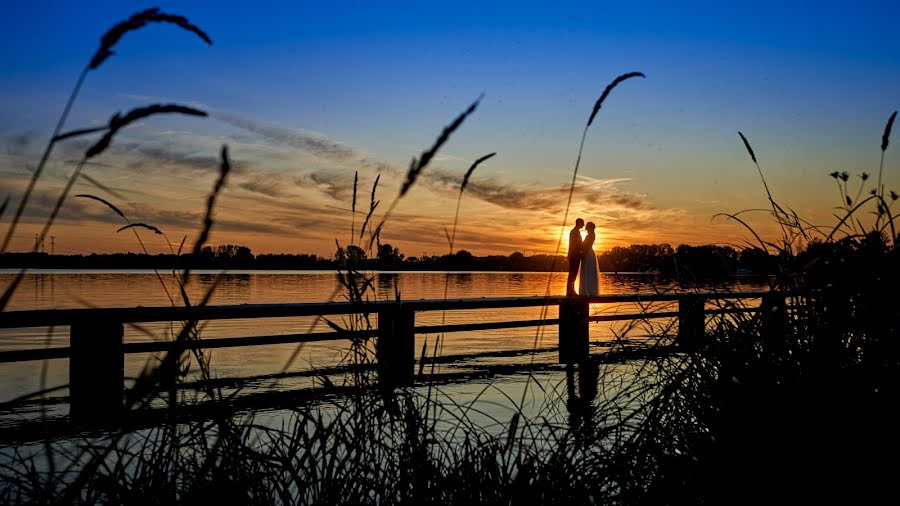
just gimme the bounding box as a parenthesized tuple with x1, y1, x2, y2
(0, 291, 773, 424)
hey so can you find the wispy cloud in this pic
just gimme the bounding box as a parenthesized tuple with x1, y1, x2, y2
(424, 169, 653, 215)
(237, 173, 292, 198)
(213, 112, 359, 161)
(0, 114, 729, 255)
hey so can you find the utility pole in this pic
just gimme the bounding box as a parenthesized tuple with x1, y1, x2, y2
(50, 236, 55, 256)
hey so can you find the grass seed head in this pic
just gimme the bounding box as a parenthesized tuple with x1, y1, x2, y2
(882, 111, 897, 152)
(587, 72, 645, 127)
(75, 194, 126, 219)
(352, 171, 358, 215)
(191, 145, 231, 256)
(117, 223, 163, 235)
(399, 96, 482, 198)
(738, 131, 757, 164)
(90, 7, 212, 69)
(461, 152, 497, 193)
(86, 104, 207, 159)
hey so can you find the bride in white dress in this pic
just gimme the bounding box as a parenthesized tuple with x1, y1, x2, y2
(577, 222, 600, 296)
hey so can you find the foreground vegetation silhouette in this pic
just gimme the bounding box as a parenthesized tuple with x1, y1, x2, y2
(0, 6, 898, 506)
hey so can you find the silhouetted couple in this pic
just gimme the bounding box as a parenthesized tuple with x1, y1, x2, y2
(567, 218, 600, 296)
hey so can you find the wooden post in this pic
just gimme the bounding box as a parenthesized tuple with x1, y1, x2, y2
(376, 304, 415, 387)
(760, 292, 787, 351)
(559, 299, 590, 364)
(677, 295, 706, 351)
(69, 319, 124, 425)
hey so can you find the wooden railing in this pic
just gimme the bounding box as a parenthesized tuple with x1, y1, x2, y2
(0, 290, 779, 423)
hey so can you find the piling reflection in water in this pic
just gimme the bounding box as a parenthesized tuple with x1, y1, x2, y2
(566, 359, 600, 438)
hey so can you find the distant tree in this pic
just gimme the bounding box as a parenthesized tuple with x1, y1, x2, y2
(347, 245, 366, 264)
(377, 243, 404, 268)
(508, 251, 525, 269)
(447, 249, 475, 269)
(198, 245, 216, 267)
(335, 244, 367, 268)
(216, 244, 237, 259)
(738, 247, 776, 275)
(234, 245, 254, 267)
(671, 244, 738, 278)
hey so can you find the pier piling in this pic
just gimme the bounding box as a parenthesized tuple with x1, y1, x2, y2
(69, 319, 123, 425)
(559, 299, 590, 363)
(677, 295, 706, 351)
(376, 304, 415, 387)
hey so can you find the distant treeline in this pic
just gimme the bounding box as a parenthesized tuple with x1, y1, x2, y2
(0, 243, 779, 278)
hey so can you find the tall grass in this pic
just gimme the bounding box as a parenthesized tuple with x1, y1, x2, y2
(2, 6, 899, 505)
(0, 8, 211, 254)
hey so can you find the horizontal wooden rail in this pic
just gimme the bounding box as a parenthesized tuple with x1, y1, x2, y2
(0, 290, 782, 423)
(0, 291, 769, 329)
(0, 306, 764, 364)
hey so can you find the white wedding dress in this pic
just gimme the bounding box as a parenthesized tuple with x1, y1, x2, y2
(577, 232, 600, 296)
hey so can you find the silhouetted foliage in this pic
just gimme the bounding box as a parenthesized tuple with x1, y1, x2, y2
(376, 243, 404, 269)
(0, 242, 779, 277)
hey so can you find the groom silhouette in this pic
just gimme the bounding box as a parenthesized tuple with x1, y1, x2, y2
(566, 218, 585, 296)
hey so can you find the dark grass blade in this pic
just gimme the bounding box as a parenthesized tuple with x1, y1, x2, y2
(531, 71, 644, 397)
(0, 66, 90, 253)
(90, 7, 212, 70)
(86, 104, 207, 159)
(177, 146, 230, 307)
(369, 174, 380, 207)
(449, 152, 497, 252)
(358, 175, 380, 241)
(39, 106, 201, 258)
(460, 152, 496, 193)
(2, 8, 212, 253)
(75, 194, 126, 219)
(371, 97, 482, 249)
(399, 95, 482, 198)
(882, 111, 897, 152)
(587, 72, 645, 127)
(0, 196, 8, 221)
(358, 200, 379, 241)
(371, 222, 384, 246)
(825, 194, 880, 241)
(442, 225, 452, 248)
(350, 171, 358, 244)
(77, 172, 126, 200)
(118, 223, 163, 235)
(878, 111, 897, 202)
(737, 131, 792, 246)
(176, 236, 187, 256)
(192, 146, 231, 257)
(0, 269, 26, 312)
(738, 131, 757, 164)
(36, 159, 89, 253)
(52, 126, 108, 143)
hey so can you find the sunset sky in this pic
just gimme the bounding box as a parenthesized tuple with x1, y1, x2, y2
(1, 1, 898, 257)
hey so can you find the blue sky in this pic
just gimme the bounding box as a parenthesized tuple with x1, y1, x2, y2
(1, 1, 898, 254)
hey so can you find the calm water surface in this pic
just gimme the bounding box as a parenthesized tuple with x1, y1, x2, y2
(0, 270, 764, 406)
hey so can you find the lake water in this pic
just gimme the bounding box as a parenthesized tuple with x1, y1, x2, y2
(0, 270, 765, 417)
